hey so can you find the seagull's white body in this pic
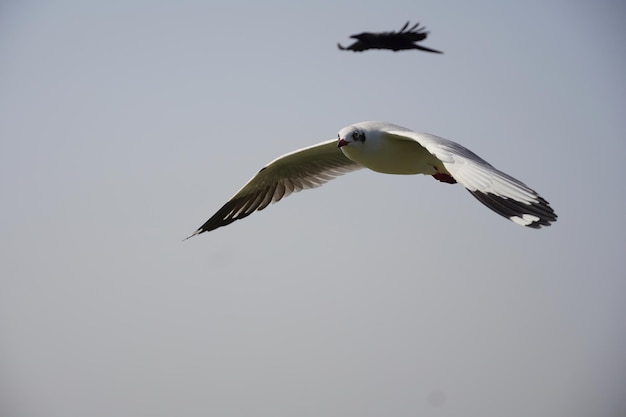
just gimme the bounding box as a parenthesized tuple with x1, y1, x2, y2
(338, 124, 445, 175)
(341, 132, 445, 175)
(186, 121, 556, 238)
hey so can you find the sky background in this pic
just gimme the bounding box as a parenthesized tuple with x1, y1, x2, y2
(1, 1, 625, 416)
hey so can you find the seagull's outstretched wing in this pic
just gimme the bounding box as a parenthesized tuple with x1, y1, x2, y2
(386, 129, 557, 228)
(185, 140, 362, 238)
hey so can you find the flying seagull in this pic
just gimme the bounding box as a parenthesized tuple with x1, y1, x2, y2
(337, 21, 443, 53)
(185, 121, 556, 239)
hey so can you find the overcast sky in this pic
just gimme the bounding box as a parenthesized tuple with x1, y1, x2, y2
(1, 1, 625, 416)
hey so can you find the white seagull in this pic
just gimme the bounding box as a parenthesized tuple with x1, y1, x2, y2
(186, 121, 556, 239)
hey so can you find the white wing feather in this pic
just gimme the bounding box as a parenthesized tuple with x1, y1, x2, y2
(186, 139, 362, 237)
(385, 126, 556, 228)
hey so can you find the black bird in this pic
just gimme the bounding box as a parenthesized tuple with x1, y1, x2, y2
(337, 21, 443, 53)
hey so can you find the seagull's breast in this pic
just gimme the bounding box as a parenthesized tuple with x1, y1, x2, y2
(341, 136, 442, 175)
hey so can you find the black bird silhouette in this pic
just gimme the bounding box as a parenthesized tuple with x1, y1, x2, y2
(337, 21, 443, 53)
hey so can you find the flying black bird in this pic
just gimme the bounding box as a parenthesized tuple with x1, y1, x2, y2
(337, 21, 443, 53)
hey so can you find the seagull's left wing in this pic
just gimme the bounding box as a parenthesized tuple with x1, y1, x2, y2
(186, 139, 363, 238)
(386, 129, 557, 228)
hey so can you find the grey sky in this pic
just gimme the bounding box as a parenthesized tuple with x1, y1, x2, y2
(1, 1, 625, 416)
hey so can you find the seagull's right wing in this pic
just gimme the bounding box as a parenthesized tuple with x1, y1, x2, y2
(386, 128, 557, 228)
(186, 139, 363, 238)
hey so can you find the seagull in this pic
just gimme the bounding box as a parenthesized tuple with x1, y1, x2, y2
(185, 121, 556, 239)
(337, 21, 443, 54)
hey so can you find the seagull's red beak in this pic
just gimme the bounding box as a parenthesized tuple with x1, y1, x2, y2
(337, 138, 349, 148)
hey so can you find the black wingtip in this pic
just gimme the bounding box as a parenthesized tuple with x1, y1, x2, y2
(182, 228, 202, 241)
(469, 190, 558, 229)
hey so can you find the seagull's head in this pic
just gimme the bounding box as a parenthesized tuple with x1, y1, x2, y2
(337, 122, 396, 169)
(337, 125, 367, 148)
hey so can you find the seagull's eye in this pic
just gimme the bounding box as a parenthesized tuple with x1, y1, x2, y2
(352, 130, 365, 143)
